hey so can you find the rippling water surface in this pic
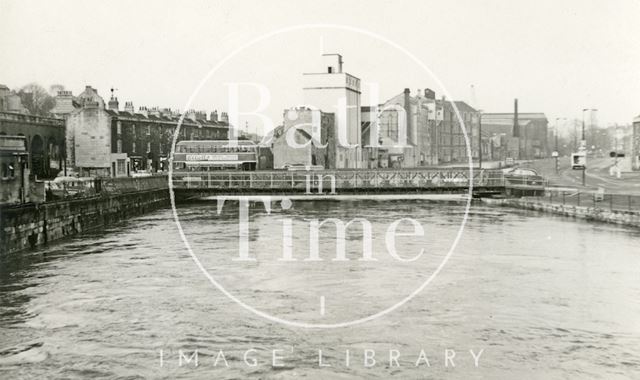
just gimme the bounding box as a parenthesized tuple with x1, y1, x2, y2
(1, 200, 639, 379)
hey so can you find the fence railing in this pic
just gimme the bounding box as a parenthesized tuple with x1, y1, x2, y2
(42, 168, 552, 199)
(45, 174, 168, 201)
(171, 169, 510, 191)
(523, 189, 640, 213)
(101, 175, 168, 194)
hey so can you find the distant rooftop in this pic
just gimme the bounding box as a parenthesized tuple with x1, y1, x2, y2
(483, 112, 548, 121)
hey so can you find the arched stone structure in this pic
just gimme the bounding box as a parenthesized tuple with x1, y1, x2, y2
(0, 112, 65, 179)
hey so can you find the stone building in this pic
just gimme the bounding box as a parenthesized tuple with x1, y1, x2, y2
(368, 89, 419, 168)
(303, 54, 361, 169)
(361, 88, 481, 168)
(0, 111, 65, 179)
(0, 135, 31, 204)
(360, 106, 384, 168)
(64, 88, 230, 177)
(433, 99, 481, 165)
(272, 107, 334, 169)
(50, 90, 79, 117)
(76, 85, 105, 108)
(0, 84, 28, 114)
(449, 100, 482, 163)
(482, 112, 549, 159)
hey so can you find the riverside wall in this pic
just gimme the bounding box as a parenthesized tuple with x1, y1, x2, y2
(483, 198, 640, 228)
(0, 187, 169, 255)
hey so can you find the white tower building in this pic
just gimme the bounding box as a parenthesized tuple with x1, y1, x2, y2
(302, 54, 361, 169)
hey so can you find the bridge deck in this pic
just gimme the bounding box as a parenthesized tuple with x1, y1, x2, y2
(171, 169, 546, 195)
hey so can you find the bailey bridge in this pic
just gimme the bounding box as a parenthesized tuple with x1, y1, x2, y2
(171, 168, 546, 198)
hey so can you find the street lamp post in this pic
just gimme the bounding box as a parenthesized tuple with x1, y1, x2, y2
(581, 108, 597, 186)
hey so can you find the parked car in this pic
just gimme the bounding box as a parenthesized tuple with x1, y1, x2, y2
(47, 176, 96, 198)
(502, 167, 545, 187)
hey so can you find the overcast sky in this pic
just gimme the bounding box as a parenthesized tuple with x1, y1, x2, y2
(1, 0, 639, 134)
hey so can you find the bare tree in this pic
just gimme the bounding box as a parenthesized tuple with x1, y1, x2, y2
(16, 83, 56, 116)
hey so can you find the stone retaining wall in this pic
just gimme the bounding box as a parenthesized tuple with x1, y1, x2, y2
(0, 189, 169, 254)
(483, 198, 640, 228)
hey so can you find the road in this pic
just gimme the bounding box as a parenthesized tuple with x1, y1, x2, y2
(525, 157, 640, 194)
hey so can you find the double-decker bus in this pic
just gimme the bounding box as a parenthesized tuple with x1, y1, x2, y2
(172, 140, 257, 171)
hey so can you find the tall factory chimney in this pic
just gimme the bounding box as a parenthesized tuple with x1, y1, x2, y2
(404, 88, 413, 144)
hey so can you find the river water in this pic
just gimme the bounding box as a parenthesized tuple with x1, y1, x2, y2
(1, 200, 639, 379)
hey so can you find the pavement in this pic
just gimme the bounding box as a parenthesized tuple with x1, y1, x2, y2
(524, 157, 640, 194)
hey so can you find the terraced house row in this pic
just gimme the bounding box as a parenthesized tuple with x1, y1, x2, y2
(54, 86, 230, 177)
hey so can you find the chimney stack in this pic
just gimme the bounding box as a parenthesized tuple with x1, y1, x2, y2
(124, 101, 134, 113)
(138, 106, 148, 117)
(220, 112, 229, 124)
(210, 109, 218, 122)
(185, 109, 197, 122)
(404, 88, 413, 143)
(148, 106, 161, 117)
(53, 90, 75, 114)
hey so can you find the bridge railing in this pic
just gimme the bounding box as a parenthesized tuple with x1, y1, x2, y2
(171, 169, 507, 191)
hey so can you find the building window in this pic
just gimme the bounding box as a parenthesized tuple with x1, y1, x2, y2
(117, 121, 122, 134)
(132, 142, 136, 153)
(117, 139, 122, 153)
(147, 142, 151, 153)
(116, 159, 126, 175)
(146, 125, 151, 135)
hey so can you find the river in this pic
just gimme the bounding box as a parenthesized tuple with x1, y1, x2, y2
(1, 200, 639, 379)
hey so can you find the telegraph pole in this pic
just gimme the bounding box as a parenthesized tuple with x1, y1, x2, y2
(555, 123, 559, 173)
(554, 117, 565, 174)
(581, 110, 586, 186)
